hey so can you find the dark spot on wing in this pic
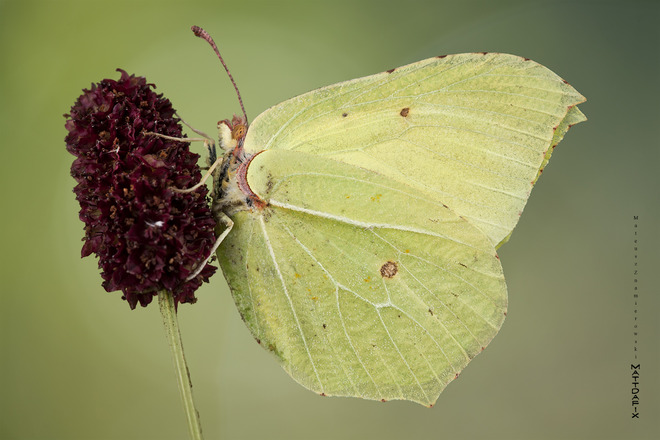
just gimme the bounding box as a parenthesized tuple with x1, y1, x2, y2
(342, 112, 348, 117)
(386, 68, 396, 74)
(458, 262, 467, 268)
(380, 261, 398, 278)
(436, 54, 448, 59)
(428, 308, 434, 316)
(261, 208, 273, 222)
(400, 107, 410, 117)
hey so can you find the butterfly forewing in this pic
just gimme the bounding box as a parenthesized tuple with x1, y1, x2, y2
(242, 53, 586, 247)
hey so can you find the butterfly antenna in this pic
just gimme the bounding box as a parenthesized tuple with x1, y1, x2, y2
(191, 25, 249, 125)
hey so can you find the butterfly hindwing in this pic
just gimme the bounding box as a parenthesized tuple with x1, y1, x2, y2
(218, 150, 507, 405)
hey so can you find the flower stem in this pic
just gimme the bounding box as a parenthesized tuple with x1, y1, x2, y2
(158, 290, 204, 440)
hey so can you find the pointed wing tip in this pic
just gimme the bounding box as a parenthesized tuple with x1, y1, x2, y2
(569, 105, 588, 125)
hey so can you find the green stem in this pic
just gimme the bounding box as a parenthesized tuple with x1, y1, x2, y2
(158, 290, 204, 440)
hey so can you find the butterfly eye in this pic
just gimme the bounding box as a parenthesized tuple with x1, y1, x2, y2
(232, 124, 246, 140)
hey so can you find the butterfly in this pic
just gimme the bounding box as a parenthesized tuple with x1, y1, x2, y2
(193, 27, 586, 406)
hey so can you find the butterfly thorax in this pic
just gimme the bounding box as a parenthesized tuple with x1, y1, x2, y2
(212, 117, 266, 218)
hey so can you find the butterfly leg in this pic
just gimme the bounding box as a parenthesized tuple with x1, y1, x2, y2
(171, 155, 222, 194)
(175, 112, 218, 164)
(143, 131, 209, 145)
(144, 129, 222, 193)
(175, 112, 214, 143)
(185, 212, 234, 282)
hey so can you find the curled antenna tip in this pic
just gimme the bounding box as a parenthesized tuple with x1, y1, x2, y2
(191, 25, 205, 38)
(190, 25, 248, 125)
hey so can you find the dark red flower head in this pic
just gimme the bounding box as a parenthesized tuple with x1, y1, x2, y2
(65, 69, 217, 309)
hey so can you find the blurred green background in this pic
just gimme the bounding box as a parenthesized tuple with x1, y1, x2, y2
(1, 0, 658, 439)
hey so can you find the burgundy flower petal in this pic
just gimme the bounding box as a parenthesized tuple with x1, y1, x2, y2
(65, 69, 217, 309)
